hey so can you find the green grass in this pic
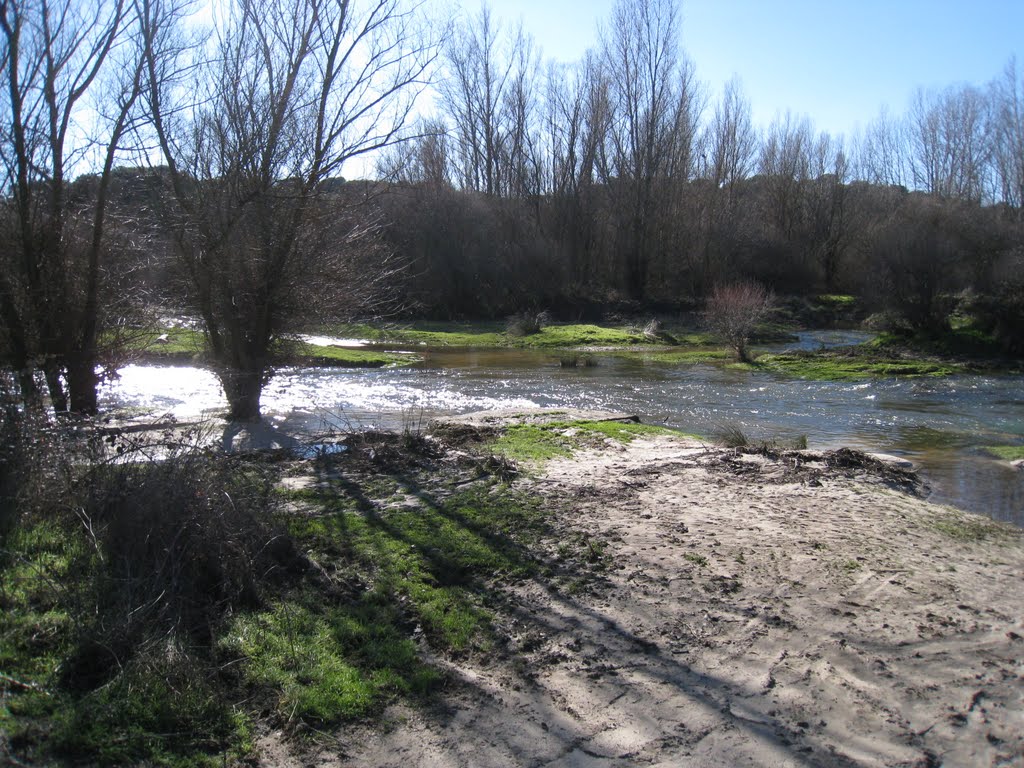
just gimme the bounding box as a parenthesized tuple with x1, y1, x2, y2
(754, 351, 963, 381)
(489, 419, 676, 464)
(868, 328, 1004, 359)
(815, 294, 858, 307)
(118, 326, 415, 367)
(928, 513, 1016, 542)
(327, 322, 658, 350)
(220, 601, 434, 723)
(623, 347, 732, 364)
(332, 321, 507, 348)
(1, 515, 254, 766)
(512, 324, 647, 348)
(288, 341, 414, 368)
(122, 327, 207, 359)
(981, 445, 1024, 461)
(239, 477, 553, 723)
(3, 451, 565, 762)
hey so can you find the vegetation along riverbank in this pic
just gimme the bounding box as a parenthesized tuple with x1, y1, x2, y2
(3, 409, 1021, 766)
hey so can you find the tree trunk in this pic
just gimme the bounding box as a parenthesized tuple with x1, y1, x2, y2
(67, 356, 99, 416)
(219, 367, 265, 422)
(43, 359, 69, 414)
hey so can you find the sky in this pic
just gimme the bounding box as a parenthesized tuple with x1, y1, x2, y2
(451, 0, 1024, 141)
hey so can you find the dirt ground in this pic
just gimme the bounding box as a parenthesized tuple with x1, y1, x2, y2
(259, 421, 1024, 768)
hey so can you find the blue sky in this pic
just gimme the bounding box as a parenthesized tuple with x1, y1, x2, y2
(461, 0, 1024, 140)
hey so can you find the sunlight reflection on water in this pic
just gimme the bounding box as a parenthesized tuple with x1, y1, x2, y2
(99, 346, 1024, 525)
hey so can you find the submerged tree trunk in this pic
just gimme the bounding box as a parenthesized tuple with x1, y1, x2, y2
(218, 367, 265, 422)
(42, 359, 69, 415)
(67, 356, 100, 416)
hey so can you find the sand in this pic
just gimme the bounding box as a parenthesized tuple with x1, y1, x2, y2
(260, 426, 1024, 768)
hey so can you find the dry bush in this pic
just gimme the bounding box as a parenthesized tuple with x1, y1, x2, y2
(62, 446, 301, 687)
(507, 310, 550, 337)
(704, 281, 774, 362)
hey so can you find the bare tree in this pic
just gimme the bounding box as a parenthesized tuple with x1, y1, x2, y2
(704, 281, 774, 363)
(989, 57, 1024, 212)
(855, 106, 908, 188)
(439, 2, 540, 199)
(143, 0, 443, 421)
(907, 84, 989, 203)
(806, 132, 851, 292)
(0, 0, 144, 414)
(758, 111, 812, 241)
(705, 77, 757, 200)
(598, 0, 702, 300)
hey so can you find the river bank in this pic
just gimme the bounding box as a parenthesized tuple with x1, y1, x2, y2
(264, 412, 1024, 768)
(4, 411, 1022, 766)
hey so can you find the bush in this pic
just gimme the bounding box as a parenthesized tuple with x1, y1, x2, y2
(506, 310, 550, 337)
(704, 281, 775, 362)
(64, 447, 301, 686)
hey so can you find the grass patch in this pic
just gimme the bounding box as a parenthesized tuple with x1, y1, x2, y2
(816, 294, 858, 307)
(489, 420, 675, 464)
(287, 342, 414, 368)
(334, 321, 507, 348)
(755, 351, 963, 380)
(120, 327, 208, 360)
(623, 347, 732, 364)
(928, 513, 1018, 542)
(867, 328, 1005, 359)
(219, 601, 435, 723)
(325, 322, 661, 350)
(981, 445, 1024, 461)
(512, 324, 647, 348)
(1, 517, 253, 767)
(242, 469, 556, 724)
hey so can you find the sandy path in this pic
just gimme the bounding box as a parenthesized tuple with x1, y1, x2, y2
(270, 434, 1024, 768)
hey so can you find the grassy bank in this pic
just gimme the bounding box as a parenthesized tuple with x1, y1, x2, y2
(117, 327, 414, 368)
(107, 317, 1021, 383)
(1, 419, 619, 766)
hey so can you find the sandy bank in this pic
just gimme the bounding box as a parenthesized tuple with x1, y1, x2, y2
(263, 416, 1023, 767)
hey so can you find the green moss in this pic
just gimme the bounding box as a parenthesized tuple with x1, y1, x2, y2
(928, 513, 1016, 542)
(512, 324, 647, 348)
(489, 419, 676, 464)
(815, 294, 858, 307)
(288, 342, 415, 368)
(755, 352, 963, 381)
(625, 347, 731, 364)
(982, 445, 1024, 461)
(121, 327, 208, 360)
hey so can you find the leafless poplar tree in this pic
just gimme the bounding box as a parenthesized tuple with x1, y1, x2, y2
(907, 85, 989, 203)
(598, 0, 702, 299)
(0, 0, 143, 414)
(989, 57, 1024, 212)
(705, 77, 757, 200)
(855, 106, 908, 188)
(439, 2, 540, 199)
(142, 0, 443, 421)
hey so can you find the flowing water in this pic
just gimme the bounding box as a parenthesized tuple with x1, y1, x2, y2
(99, 332, 1024, 526)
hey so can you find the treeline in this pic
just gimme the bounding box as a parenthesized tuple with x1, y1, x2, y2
(374, 0, 1024, 329)
(1, 0, 1022, 422)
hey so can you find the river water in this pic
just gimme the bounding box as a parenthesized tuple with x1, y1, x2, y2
(99, 333, 1024, 526)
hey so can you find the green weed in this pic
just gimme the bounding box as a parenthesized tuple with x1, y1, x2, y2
(981, 445, 1024, 461)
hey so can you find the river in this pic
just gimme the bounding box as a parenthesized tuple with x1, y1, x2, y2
(99, 332, 1024, 526)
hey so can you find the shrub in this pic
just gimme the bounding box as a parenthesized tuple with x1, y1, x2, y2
(506, 309, 550, 337)
(704, 281, 775, 362)
(63, 447, 301, 686)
